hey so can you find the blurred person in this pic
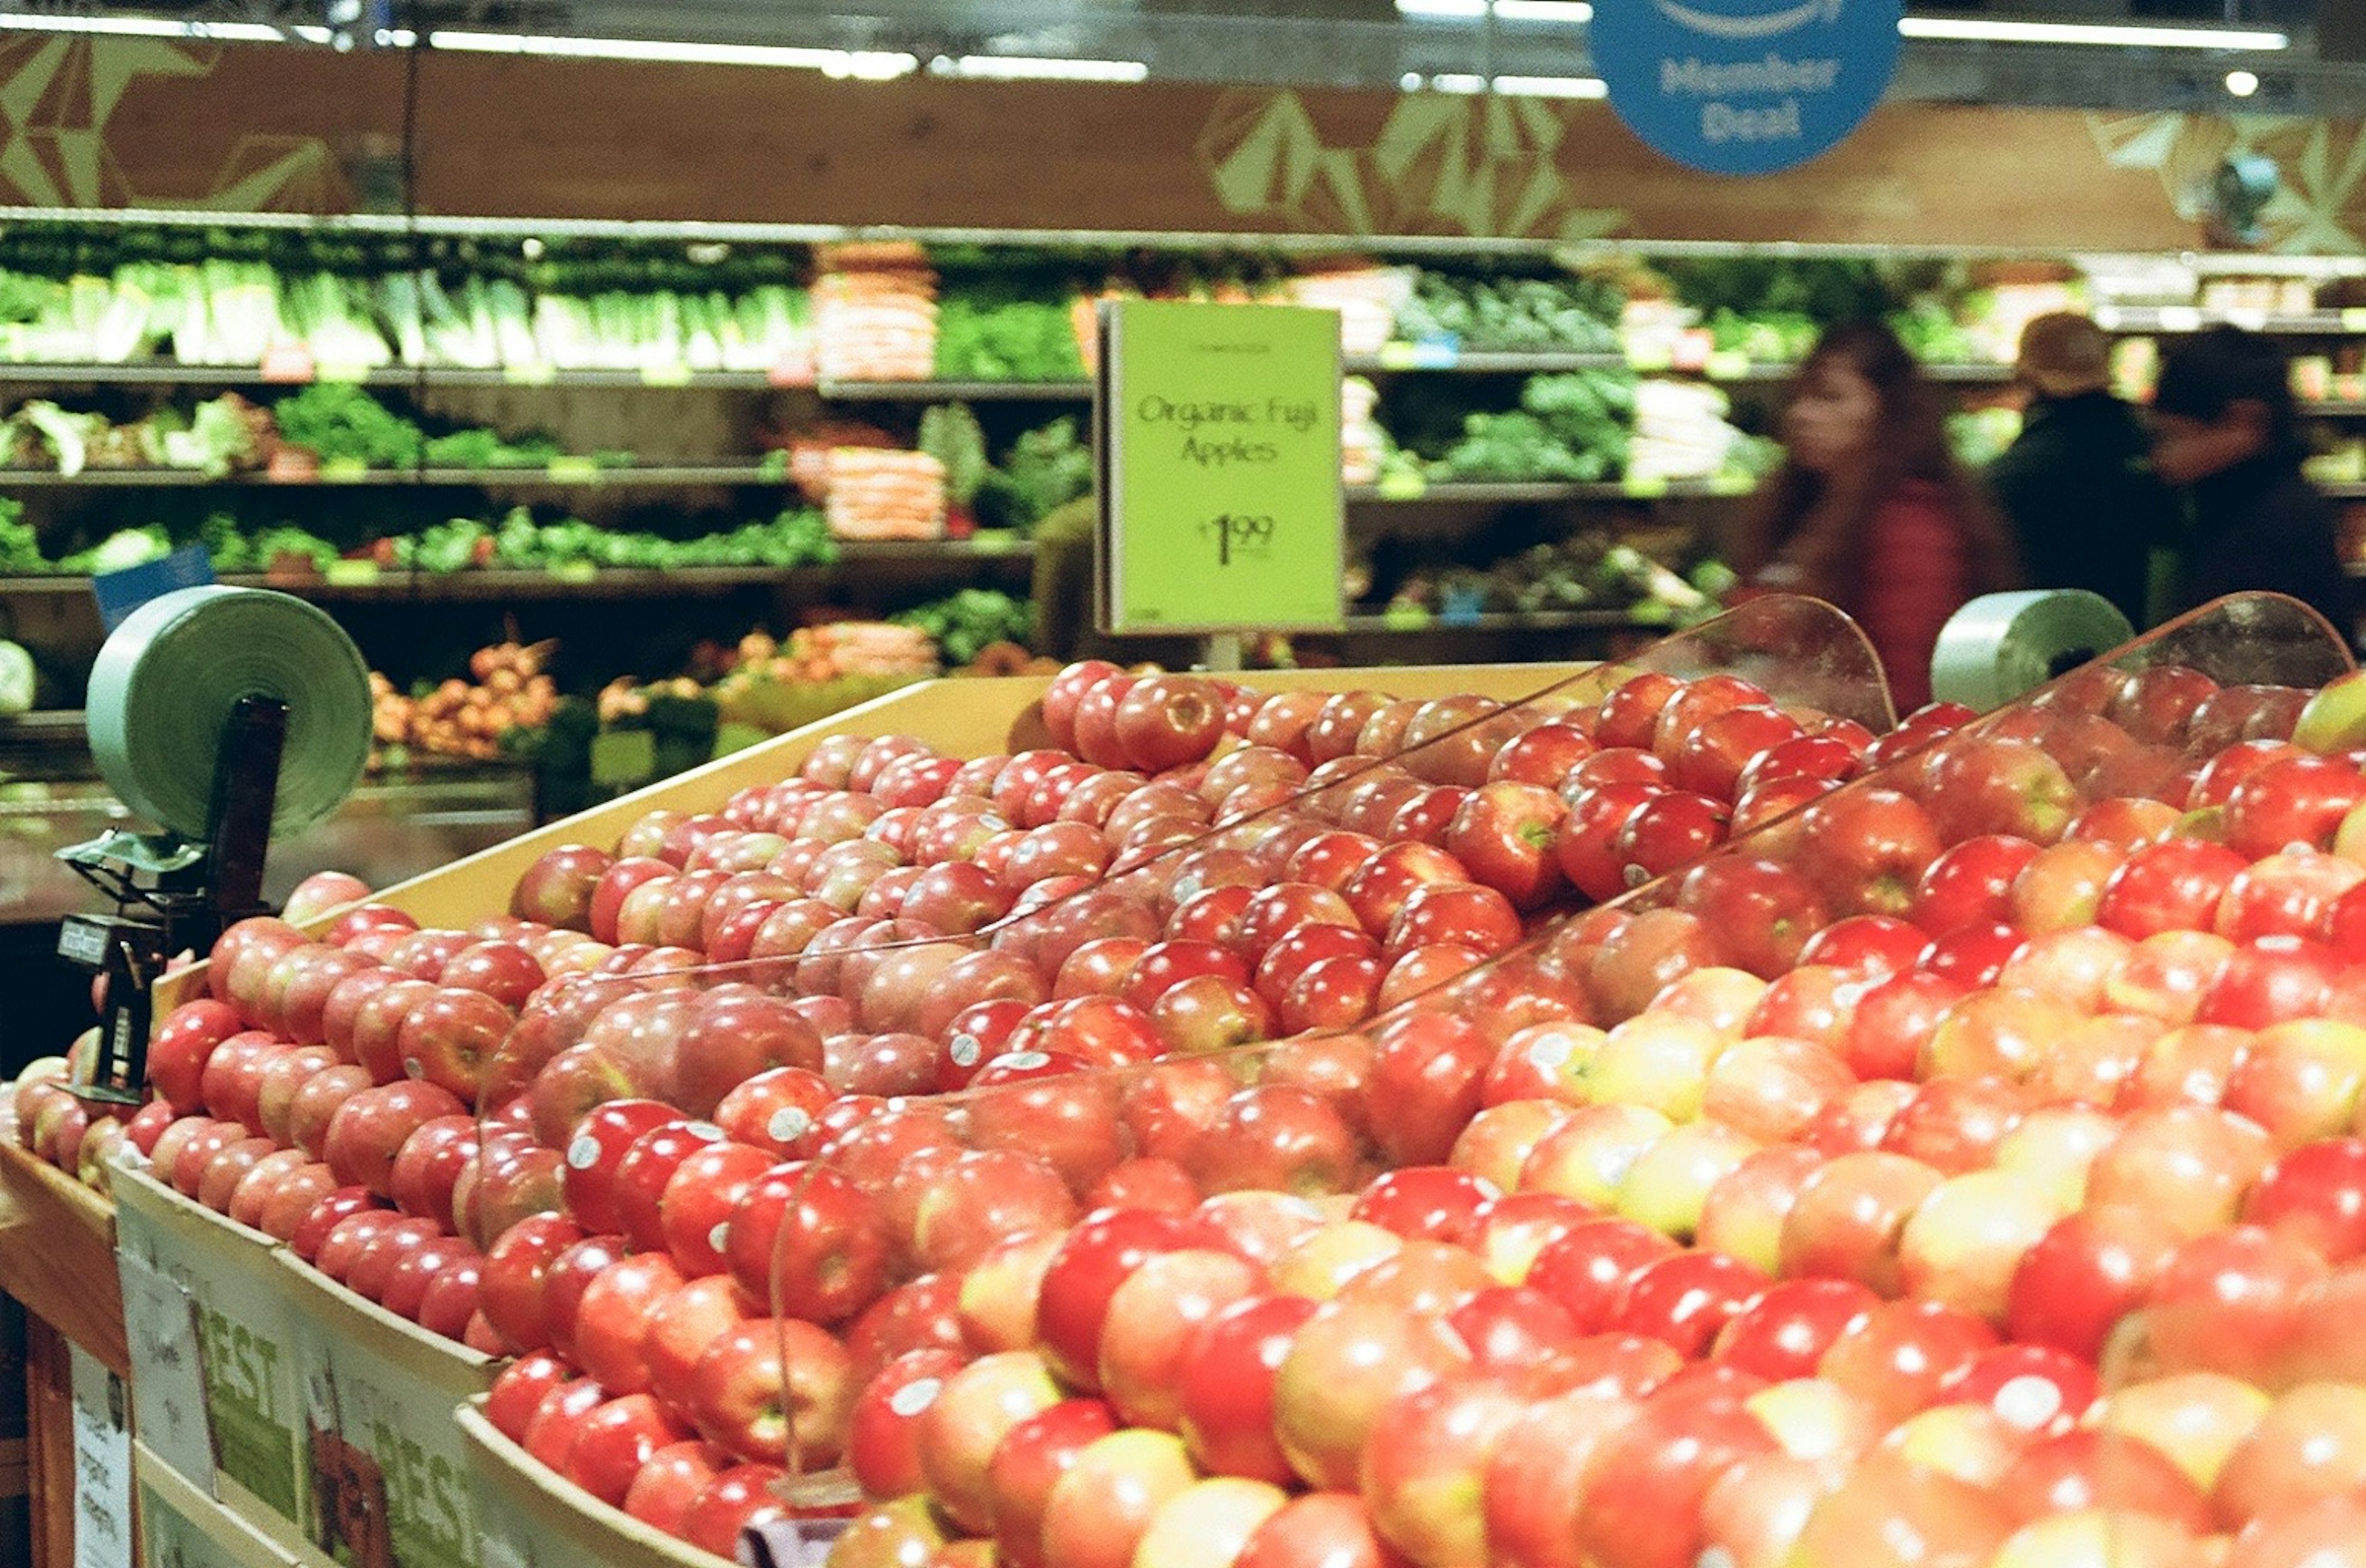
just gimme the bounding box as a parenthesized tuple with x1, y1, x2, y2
(1736, 320, 2022, 711)
(2149, 323, 2355, 638)
(1987, 311, 2175, 628)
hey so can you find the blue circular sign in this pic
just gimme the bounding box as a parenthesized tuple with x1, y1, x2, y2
(1590, 0, 1902, 177)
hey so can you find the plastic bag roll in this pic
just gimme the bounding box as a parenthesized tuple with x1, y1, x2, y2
(1929, 590, 2137, 712)
(85, 585, 372, 839)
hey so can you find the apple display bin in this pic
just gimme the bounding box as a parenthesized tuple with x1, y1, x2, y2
(745, 591, 2356, 1532)
(151, 660, 1614, 1018)
(113, 1160, 321, 1561)
(267, 1251, 495, 1568)
(138, 1439, 309, 1568)
(453, 1399, 724, 1568)
(456, 596, 1895, 1224)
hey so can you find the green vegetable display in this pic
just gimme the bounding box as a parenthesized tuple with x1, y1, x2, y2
(934, 281, 1087, 381)
(1392, 270, 1624, 352)
(894, 588, 1033, 667)
(1431, 368, 1638, 484)
(975, 416, 1094, 532)
(386, 506, 837, 573)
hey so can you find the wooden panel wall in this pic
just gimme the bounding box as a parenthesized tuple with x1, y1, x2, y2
(0, 34, 2355, 251)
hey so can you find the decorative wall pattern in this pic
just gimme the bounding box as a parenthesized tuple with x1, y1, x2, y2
(2091, 110, 2366, 254)
(0, 37, 341, 211)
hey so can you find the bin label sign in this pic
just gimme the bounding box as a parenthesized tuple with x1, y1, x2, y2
(1591, 0, 1900, 176)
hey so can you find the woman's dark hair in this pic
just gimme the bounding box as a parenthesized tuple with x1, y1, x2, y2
(2153, 324, 2303, 454)
(1736, 319, 2020, 601)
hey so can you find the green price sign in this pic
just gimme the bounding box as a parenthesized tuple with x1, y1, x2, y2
(1097, 300, 1344, 634)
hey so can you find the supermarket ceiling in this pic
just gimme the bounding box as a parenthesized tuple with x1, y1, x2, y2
(13, 1, 2366, 114)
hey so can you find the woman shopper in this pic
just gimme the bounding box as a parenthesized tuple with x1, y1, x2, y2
(1734, 320, 2022, 711)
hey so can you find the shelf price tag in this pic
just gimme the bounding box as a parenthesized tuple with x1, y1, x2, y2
(323, 559, 381, 585)
(1623, 342, 1675, 373)
(545, 561, 598, 583)
(315, 360, 373, 384)
(318, 458, 370, 482)
(1704, 349, 1752, 381)
(1097, 301, 1344, 635)
(2344, 309, 2366, 333)
(1622, 473, 1672, 498)
(544, 456, 603, 483)
(1375, 337, 1460, 370)
(969, 530, 1022, 554)
(259, 343, 315, 384)
(1374, 468, 1427, 502)
(1382, 601, 1432, 629)
(640, 362, 694, 387)
(502, 361, 557, 385)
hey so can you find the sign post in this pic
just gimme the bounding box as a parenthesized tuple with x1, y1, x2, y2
(1591, 0, 1902, 177)
(1096, 301, 1344, 667)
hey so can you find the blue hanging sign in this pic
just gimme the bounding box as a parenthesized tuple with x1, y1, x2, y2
(1590, 0, 1901, 177)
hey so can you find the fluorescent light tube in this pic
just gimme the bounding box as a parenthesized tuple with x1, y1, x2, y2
(942, 55, 1149, 83)
(427, 31, 918, 76)
(1493, 74, 1608, 97)
(1899, 17, 2287, 51)
(1396, 1, 1595, 20)
(0, 15, 286, 41)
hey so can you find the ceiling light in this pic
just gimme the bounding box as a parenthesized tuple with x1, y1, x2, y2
(2226, 69, 2261, 97)
(939, 55, 1149, 83)
(1396, 1, 1595, 22)
(1898, 17, 2287, 51)
(426, 31, 918, 77)
(0, 15, 287, 42)
(1493, 75, 1609, 98)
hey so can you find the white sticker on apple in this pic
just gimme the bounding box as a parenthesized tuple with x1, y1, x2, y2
(566, 1134, 601, 1169)
(769, 1107, 811, 1143)
(1991, 1374, 2063, 1431)
(949, 1034, 982, 1068)
(889, 1378, 943, 1418)
(710, 1221, 731, 1254)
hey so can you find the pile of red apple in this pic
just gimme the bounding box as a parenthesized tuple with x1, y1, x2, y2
(34, 609, 2366, 1566)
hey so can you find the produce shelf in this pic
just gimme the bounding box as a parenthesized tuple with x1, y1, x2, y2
(2094, 306, 2366, 335)
(0, 1143, 124, 1375)
(1346, 479, 1746, 503)
(0, 541, 1034, 601)
(2322, 482, 2366, 500)
(1336, 608, 1661, 633)
(2303, 402, 2366, 416)
(0, 463, 791, 487)
(816, 378, 1093, 400)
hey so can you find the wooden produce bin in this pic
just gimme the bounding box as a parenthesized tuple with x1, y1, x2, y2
(271, 1254, 496, 1568)
(456, 1399, 718, 1568)
(137, 1442, 309, 1568)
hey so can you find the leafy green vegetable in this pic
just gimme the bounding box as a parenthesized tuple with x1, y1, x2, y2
(0, 498, 40, 572)
(917, 404, 989, 507)
(976, 416, 1093, 532)
(934, 281, 1087, 381)
(1392, 270, 1624, 352)
(894, 588, 1032, 666)
(273, 383, 423, 469)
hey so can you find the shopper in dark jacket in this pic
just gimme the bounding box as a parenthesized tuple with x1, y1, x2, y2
(1988, 312, 2174, 628)
(2149, 325, 2355, 638)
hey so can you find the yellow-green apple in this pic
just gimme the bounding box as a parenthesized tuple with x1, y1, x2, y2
(986, 1397, 1121, 1568)
(1099, 1248, 1262, 1431)
(1896, 1169, 2071, 1323)
(1612, 1119, 1760, 1240)
(1360, 1372, 1528, 1568)
(1037, 1428, 1196, 1568)
(1267, 1221, 1402, 1301)
(1272, 1298, 1471, 1491)
(1697, 1145, 1824, 1277)
(913, 1349, 1065, 1534)
(2089, 1373, 2273, 1494)
(1778, 1150, 1945, 1296)
(1516, 1103, 1675, 1211)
